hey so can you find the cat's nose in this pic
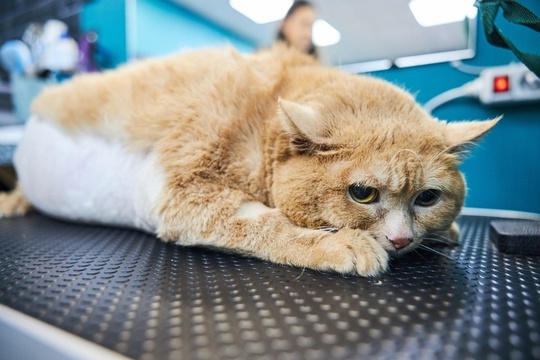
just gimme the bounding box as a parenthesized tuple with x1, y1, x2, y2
(387, 236, 412, 250)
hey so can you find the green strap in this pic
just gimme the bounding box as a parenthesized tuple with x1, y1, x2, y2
(476, 0, 540, 77)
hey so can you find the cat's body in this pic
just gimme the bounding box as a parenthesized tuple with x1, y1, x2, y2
(0, 45, 498, 276)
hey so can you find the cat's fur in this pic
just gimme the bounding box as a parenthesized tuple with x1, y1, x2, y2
(0, 45, 498, 276)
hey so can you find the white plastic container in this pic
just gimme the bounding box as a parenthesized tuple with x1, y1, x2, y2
(40, 35, 79, 72)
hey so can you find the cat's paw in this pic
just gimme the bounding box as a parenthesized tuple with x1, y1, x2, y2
(294, 228, 389, 277)
(0, 189, 31, 218)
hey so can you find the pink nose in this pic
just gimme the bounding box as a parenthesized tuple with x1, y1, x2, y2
(388, 236, 412, 250)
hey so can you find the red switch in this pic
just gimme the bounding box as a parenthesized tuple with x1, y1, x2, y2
(493, 75, 510, 92)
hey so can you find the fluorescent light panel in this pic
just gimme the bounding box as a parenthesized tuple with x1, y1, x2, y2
(409, 0, 477, 27)
(229, 0, 293, 24)
(229, 0, 341, 47)
(313, 19, 340, 47)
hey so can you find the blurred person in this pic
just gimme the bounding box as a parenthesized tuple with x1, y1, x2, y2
(276, 0, 318, 58)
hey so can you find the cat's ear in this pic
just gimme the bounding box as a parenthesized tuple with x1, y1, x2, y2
(444, 117, 501, 156)
(278, 98, 334, 154)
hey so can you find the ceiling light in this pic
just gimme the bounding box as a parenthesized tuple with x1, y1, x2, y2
(409, 0, 477, 27)
(229, 0, 293, 24)
(312, 19, 341, 47)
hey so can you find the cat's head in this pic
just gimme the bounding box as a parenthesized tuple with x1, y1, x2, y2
(272, 75, 499, 256)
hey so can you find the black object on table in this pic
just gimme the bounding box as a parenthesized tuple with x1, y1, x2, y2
(490, 219, 540, 256)
(1, 212, 539, 360)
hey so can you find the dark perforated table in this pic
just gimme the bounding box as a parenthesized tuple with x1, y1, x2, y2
(1, 212, 539, 359)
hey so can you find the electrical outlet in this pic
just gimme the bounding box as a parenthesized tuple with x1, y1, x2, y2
(478, 63, 540, 105)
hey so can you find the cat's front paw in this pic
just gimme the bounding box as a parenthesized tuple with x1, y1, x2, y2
(294, 228, 389, 277)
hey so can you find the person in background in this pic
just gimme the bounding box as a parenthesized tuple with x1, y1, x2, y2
(276, 0, 318, 59)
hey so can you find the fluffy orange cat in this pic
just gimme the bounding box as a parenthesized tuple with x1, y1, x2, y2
(0, 45, 498, 276)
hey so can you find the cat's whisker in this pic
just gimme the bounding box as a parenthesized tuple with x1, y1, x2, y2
(425, 141, 477, 170)
(426, 233, 457, 242)
(426, 238, 485, 251)
(290, 228, 330, 241)
(290, 228, 330, 275)
(294, 267, 307, 281)
(425, 146, 452, 170)
(422, 236, 458, 246)
(391, 148, 420, 163)
(391, 148, 425, 173)
(423, 234, 487, 250)
(390, 148, 426, 187)
(319, 226, 339, 233)
(417, 244, 453, 259)
(291, 226, 339, 243)
(429, 233, 456, 242)
(413, 249, 427, 260)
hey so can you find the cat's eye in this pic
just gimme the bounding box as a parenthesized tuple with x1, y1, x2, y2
(415, 189, 441, 207)
(349, 184, 379, 204)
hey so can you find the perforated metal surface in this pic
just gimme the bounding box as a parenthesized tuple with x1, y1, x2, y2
(1, 213, 539, 359)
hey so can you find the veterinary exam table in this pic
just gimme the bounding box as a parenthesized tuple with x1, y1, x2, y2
(1, 210, 539, 360)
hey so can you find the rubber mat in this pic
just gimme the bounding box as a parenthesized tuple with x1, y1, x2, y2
(0, 213, 539, 360)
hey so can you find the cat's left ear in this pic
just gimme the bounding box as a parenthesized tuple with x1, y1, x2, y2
(278, 98, 334, 154)
(444, 117, 501, 155)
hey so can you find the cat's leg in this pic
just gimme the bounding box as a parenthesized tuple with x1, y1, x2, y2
(0, 183, 32, 218)
(156, 182, 389, 277)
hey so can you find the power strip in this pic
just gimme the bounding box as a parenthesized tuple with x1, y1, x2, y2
(478, 63, 540, 105)
(424, 62, 540, 113)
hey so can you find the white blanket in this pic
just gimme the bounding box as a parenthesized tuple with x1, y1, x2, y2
(14, 116, 164, 232)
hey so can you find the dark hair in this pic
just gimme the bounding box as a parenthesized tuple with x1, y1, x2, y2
(276, 0, 317, 58)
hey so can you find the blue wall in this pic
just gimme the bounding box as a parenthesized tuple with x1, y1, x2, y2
(80, 0, 255, 65)
(373, 3, 540, 214)
(134, 0, 255, 57)
(80, 0, 127, 67)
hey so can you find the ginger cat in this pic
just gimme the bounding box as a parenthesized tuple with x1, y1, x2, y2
(0, 45, 498, 276)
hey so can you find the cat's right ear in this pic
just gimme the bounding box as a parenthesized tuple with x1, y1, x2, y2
(277, 99, 334, 154)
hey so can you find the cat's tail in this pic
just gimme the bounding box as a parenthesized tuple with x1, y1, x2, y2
(0, 183, 32, 218)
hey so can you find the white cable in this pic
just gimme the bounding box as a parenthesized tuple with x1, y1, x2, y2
(450, 60, 488, 75)
(423, 79, 482, 113)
